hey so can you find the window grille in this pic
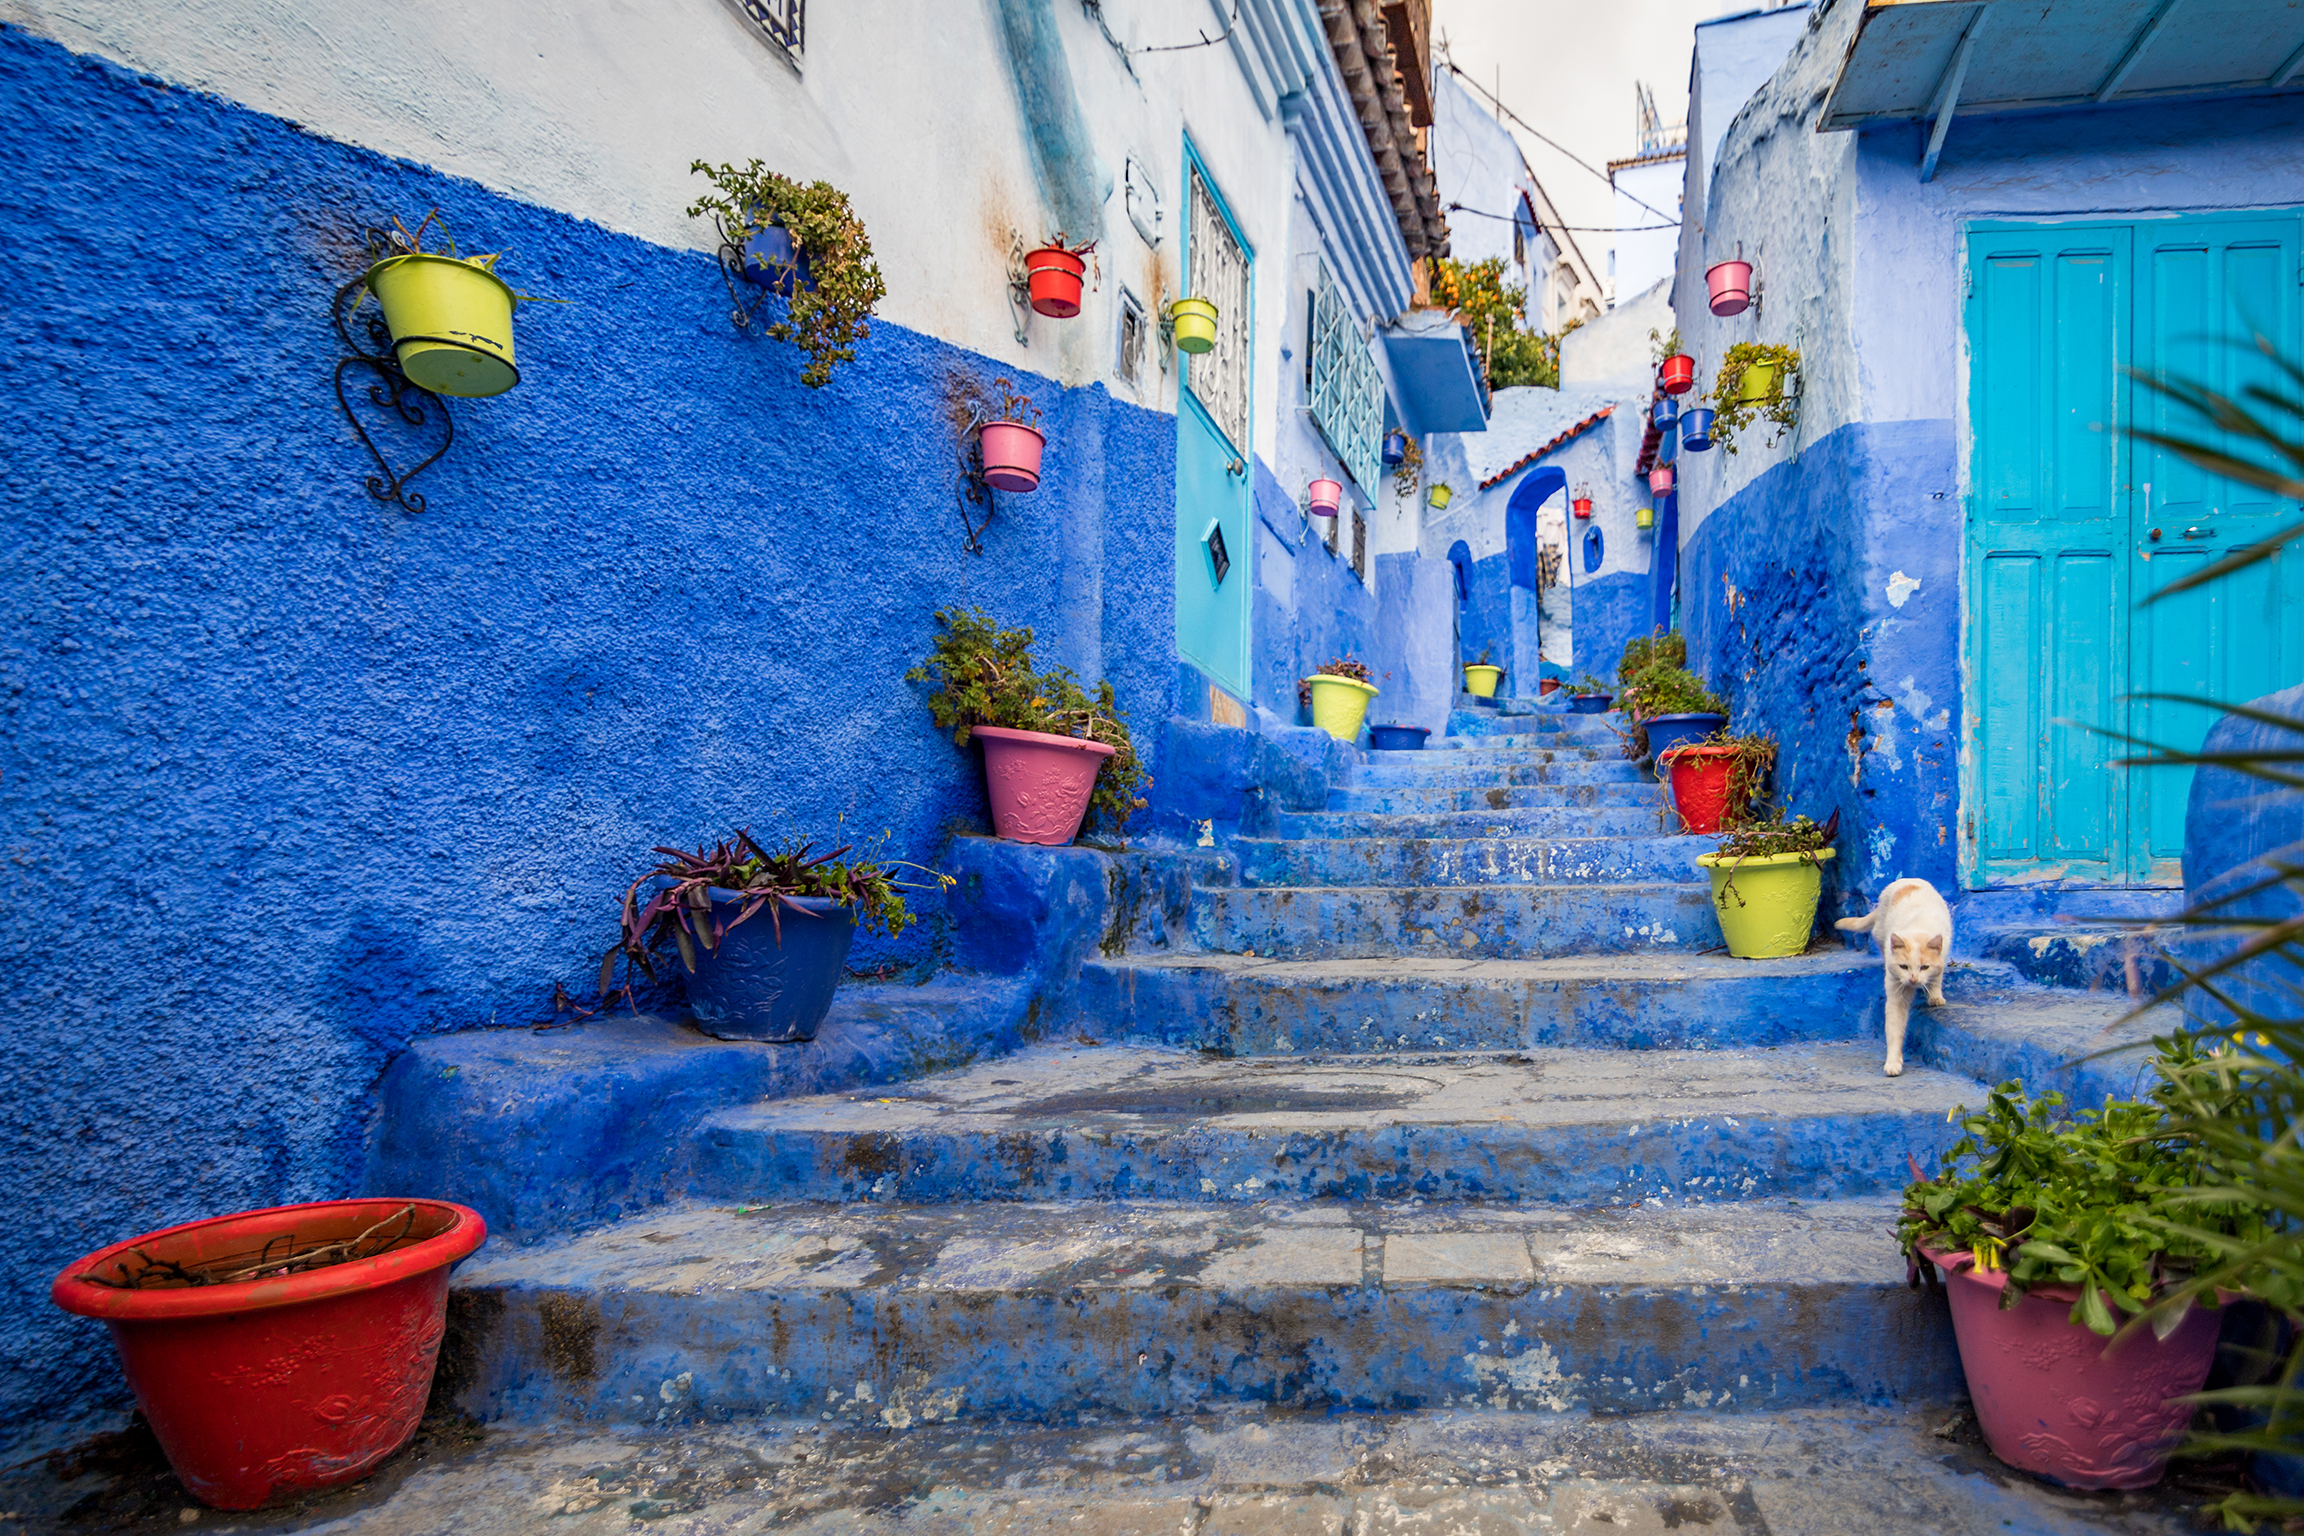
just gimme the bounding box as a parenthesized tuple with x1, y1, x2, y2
(1117, 289, 1146, 387)
(1309, 262, 1384, 495)
(1351, 509, 1368, 582)
(734, 0, 802, 59)
(1186, 168, 1252, 454)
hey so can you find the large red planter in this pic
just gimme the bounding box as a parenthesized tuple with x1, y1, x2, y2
(1925, 1246, 2223, 1490)
(1658, 354, 1695, 394)
(978, 420, 1045, 492)
(51, 1198, 487, 1510)
(1024, 247, 1087, 318)
(975, 724, 1115, 845)
(1660, 742, 1739, 833)
(1706, 260, 1753, 317)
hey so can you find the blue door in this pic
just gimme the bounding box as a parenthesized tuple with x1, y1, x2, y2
(1964, 212, 2304, 886)
(1173, 153, 1253, 699)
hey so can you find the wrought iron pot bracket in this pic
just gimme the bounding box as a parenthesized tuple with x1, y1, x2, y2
(332, 228, 453, 515)
(954, 402, 997, 557)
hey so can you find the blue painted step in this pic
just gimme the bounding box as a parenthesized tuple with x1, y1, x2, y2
(1340, 760, 1646, 789)
(1232, 834, 1707, 888)
(1189, 881, 1723, 957)
(690, 1045, 1979, 1206)
(447, 1195, 1962, 1425)
(1079, 951, 1887, 1053)
(1447, 711, 1623, 742)
(1326, 782, 1657, 814)
(1276, 806, 1665, 839)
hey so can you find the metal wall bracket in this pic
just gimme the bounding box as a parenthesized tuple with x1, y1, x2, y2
(955, 401, 995, 556)
(331, 246, 453, 515)
(1006, 233, 1033, 348)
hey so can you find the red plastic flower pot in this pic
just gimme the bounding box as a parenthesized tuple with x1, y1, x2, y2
(51, 1199, 487, 1511)
(1024, 247, 1087, 318)
(979, 420, 1045, 493)
(974, 724, 1116, 845)
(1706, 259, 1753, 317)
(1923, 1245, 2223, 1490)
(1660, 742, 1738, 833)
(1308, 477, 1342, 517)
(1658, 353, 1696, 395)
(1572, 497, 1593, 519)
(1648, 463, 1675, 495)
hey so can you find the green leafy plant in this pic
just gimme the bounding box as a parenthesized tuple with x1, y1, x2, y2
(1649, 326, 1682, 364)
(1430, 256, 1560, 390)
(600, 829, 944, 998)
(1655, 729, 1775, 826)
(1565, 673, 1613, 698)
(1617, 629, 1687, 686)
(369, 209, 557, 302)
(906, 608, 1147, 836)
(1713, 807, 1837, 862)
(687, 160, 888, 387)
(1623, 664, 1724, 721)
(1711, 341, 1801, 454)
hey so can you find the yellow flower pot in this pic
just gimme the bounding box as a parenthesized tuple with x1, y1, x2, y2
(1169, 297, 1219, 355)
(364, 253, 520, 398)
(1305, 674, 1378, 742)
(1737, 361, 1777, 404)
(1463, 664, 1503, 698)
(1427, 484, 1454, 510)
(1695, 848, 1833, 958)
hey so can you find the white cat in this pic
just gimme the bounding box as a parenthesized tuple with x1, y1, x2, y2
(1833, 878, 1954, 1078)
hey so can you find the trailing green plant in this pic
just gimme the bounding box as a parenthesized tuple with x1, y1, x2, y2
(1713, 806, 1838, 862)
(687, 160, 888, 387)
(906, 607, 1147, 835)
(599, 829, 945, 998)
(1393, 434, 1423, 499)
(1656, 729, 1775, 826)
(1623, 663, 1725, 721)
(1711, 341, 1801, 454)
(1430, 256, 1560, 390)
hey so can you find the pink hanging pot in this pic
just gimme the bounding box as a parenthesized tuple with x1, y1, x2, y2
(978, 420, 1045, 493)
(1648, 463, 1675, 495)
(1308, 478, 1342, 517)
(973, 725, 1115, 846)
(1706, 259, 1753, 317)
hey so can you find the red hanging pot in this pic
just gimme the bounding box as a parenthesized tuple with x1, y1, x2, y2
(979, 419, 1045, 492)
(1648, 463, 1675, 495)
(1658, 354, 1696, 394)
(50, 1199, 487, 1510)
(1661, 743, 1738, 833)
(1572, 496, 1594, 519)
(1706, 260, 1753, 317)
(1308, 478, 1342, 517)
(1024, 247, 1087, 318)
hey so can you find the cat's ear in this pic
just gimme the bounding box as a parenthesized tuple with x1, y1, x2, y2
(1923, 936, 1945, 958)
(1889, 933, 1908, 953)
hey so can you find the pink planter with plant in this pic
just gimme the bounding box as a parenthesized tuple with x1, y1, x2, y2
(1925, 1245, 2223, 1490)
(1706, 259, 1753, 317)
(1648, 463, 1674, 495)
(975, 725, 1115, 845)
(1308, 478, 1342, 517)
(979, 420, 1045, 493)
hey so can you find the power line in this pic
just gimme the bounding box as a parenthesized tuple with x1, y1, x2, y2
(1441, 62, 1682, 227)
(1447, 201, 1676, 235)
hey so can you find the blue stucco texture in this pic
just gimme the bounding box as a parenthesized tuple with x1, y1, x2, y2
(0, 29, 1178, 1421)
(2178, 684, 2304, 1027)
(1250, 461, 1380, 722)
(1570, 572, 1654, 686)
(1681, 421, 1961, 916)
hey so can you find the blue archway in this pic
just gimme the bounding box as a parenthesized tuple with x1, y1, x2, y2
(1503, 466, 1567, 591)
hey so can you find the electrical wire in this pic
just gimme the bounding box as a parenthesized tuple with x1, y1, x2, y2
(1447, 201, 1676, 234)
(1441, 61, 1683, 226)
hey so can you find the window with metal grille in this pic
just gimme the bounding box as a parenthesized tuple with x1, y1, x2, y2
(1117, 288, 1146, 387)
(1185, 167, 1251, 454)
(1309, 262, 1383, 495)
(733, 0, 802, 59)
(1351, 509, 1368, 582)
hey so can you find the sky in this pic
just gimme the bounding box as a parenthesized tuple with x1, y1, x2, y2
(1430, 0, 1749, 248)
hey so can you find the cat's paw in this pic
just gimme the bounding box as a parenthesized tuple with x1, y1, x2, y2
(1883, 1058, 1905, 1077)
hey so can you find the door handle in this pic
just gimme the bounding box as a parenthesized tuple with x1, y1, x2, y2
(1226, 456, 1247, 479)
(2181, 525, 2216, 540)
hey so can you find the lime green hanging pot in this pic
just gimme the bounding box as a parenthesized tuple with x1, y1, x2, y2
(364, 254, 520, 398)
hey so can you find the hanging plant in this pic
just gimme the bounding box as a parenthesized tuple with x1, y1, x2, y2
(1710, 342, 1801, 455)
(687, 159, 888, 387)
(1393, 434, 1423, 499)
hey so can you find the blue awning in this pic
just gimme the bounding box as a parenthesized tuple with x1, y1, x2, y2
(1378, 310, 1490, 435)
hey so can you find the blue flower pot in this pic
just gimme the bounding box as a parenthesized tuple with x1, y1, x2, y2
(1650, 395, 1678, 428)
(1681, 407, 1717, 453)
(1368, 724, 1429, 750)
(684, 891, 854, 1042)
(1568, 694, 1613, 714)
(1643, 712, 1726, 761)
(739, 223, 815, 297)
(1381, 429, 1408, 466)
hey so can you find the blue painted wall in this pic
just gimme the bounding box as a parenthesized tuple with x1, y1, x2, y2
(0, 27, 1180, 1423)
(1247, 461, 1380, 724)
(1570, 573, 1654, 689)
(2180, 684, 2304, 1027)
(1680, 421, 1961, 914)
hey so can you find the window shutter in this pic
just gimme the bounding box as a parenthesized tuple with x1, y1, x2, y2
(1310, 262, 1383, 496)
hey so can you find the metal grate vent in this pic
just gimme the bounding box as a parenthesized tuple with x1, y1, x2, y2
(733, 0, 803, 58)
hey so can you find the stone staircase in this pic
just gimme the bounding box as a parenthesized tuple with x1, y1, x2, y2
(439, 704, 2163, 1433)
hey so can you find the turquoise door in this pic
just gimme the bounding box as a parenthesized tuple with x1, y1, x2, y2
(1965, 212, 2304, 886)
(1174, 152, 1253, 699)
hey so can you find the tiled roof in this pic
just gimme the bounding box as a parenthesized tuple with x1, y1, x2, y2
(1477, 406, 1614, 491)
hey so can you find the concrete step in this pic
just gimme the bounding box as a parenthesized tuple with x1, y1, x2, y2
(1189, 881, 1722, 957)
(1447, 710, 1623, 741)
(1969, 922, 2179, 996)
(447, 1195, 1960, 1425)
(1340, 760, 1645, 789)
(1276, 805, 1667, 839)
(1079, 951, 1887, 1053)
(691, 1043, 1978, 1206)
(1364, 744, 1618, 767)
(1232, 834, 1707, 888)
(1326, 782, 1658, 814)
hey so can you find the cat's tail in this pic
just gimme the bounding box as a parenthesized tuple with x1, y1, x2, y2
(1833, 904, 1879, 934)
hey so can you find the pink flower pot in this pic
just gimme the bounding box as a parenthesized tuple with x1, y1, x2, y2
(1309, 478, 1342, 517)
(979, 420, 1045, 493)
(1648, 463, 1674, 495)
(973, 725, 1116, 845)
(1927, 1246, 2223, 1490)
(1706, 259, 1752, 317)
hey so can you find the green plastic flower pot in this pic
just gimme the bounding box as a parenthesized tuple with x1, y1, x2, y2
(1695, 847, 1833, 958)
(1170, 297, 1219, 355)
(1305, 675, 1377, 742)
(364, 253, 520, 398)
(1463, 664, 1503, 698)
(1737, 361, 1777, 404)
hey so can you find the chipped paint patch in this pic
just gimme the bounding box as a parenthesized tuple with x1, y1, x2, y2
(1886, 571, 1922, 608)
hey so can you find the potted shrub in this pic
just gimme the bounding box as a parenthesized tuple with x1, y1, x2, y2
(1706, 256, 1753, 316)
(51, 1198, 487, 1509)
(1659, 729, 1773, 834)
(362, 211, 534, 399)
(601, 829, 942, 1042)
(1711, 342, 1801, 455)
(1308, 477, 1343, 518)
(909, 607, 1147, 846)
(1463, 647, 1504, 700)
(688, 159, 888, 387)
(1901, 1077, 2271, 1490)
(976, 378, 1046, 493)
(1622, 655, 1726, 762)
(1695, 810, 1837, 957)
(1300, 657, 1379, 742)
(1024, 234, 1094, 318)
(1168, 297, 1219, 354)
(1368, 723, 1429, 751)
(1565, 674, 1614, 714)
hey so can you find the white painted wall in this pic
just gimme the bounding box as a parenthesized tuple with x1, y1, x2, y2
(1609, 153, 1685, 306)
